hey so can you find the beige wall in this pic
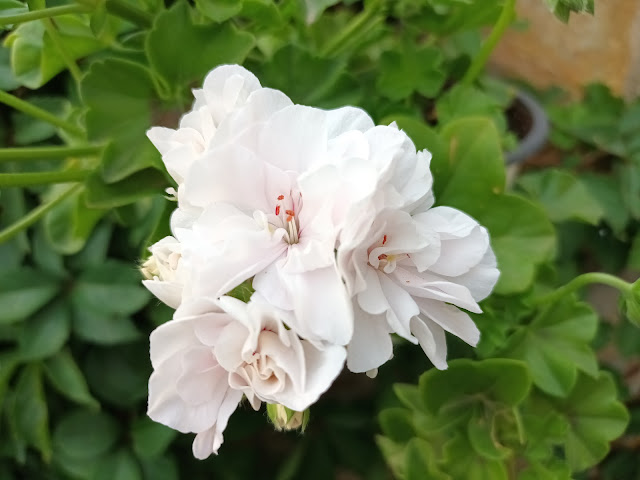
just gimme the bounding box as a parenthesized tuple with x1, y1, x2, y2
(489, 0, 640, 100)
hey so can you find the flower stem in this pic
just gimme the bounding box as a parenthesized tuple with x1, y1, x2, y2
(531, 272, 632, 306)
(0, 4, 91, 27)
(320, 0, 383, 58)
(0, 168, 92, 187)
(0, 183, 82, 244)
(461, 0, 516, 85)
(43, 18, 83, 85)
(0, 144, 103, 162)
(74, 0, 152, 28)
(0, 90, 84, 137)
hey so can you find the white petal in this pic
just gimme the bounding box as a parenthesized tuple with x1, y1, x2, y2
(451, 248, 500, 301)
(414, 298, 480, 346)
(201, 65, 262, 124)
(143, 279, 182, 309)
(409, 316, 448, 370)
(191, 388, 243, 458)
(346, 306, 393, 373)
(325, 106, 375, 138)
(356, 266, 389, 315)
(378, 271, 420, 341)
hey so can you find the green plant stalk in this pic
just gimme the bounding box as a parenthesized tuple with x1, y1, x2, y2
(320, 0, 384, 58)
(0, 90, 84, 137)
(43, 18, 83, 84)
(0, 145, 103, 162)
(0, 4, 91, 27)
(0, 183, 82, 244)
(0, 169, 92, 187)
(461, 0, 516, 85)
(104, 0, 153, 28)
(532, 272, 632, 306)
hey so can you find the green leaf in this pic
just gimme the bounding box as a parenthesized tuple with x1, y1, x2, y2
(258, 44, 350, 108)
(43, 186, 106, 255)
(140, 456, 179, 480)
(32, 225, 65, 276)
(94, 449, 142, 480)
(12, 96, 68, 145)
(378, 408, 415, 443)
(84, 168, 168, 209)
(72, 309, 141, 345)
(405, 438, 450, 480)
(436, 84, 507, 134)
(18, 300, 70, 361)
(227, 279, 255, 303)
(579, 172, 629, 235)
(501, 297, 598, 397)
(53, 410, 119, 459)
(0, 267, 59, 325)
(376, 436, 406, 480)
(194, 0, 243, 22)
(393, 383, 425, 412)
(72, 260, 150, 317)
(0, 1, 28, 22)
(4, 14, 104, 88)
(467, 406, 511, 460)
(11, 364, 51, 461)
(544, 0, 594, 22)
(0, 44, 20, 90)
(437, 117, 505, 213)
(131, 417, 177, 458)
(517, 460, 571, 480)
(548, 372, 629, 472)
(420, 358, 532, 415)
(517, 170, 604, 225)
(442, 433, 508, 480)
(43, 349, 99, 409)
(475, 193, 555, 295)
(82, 58, 160, 183)
(377, 45, 445, 100)
(85, 345, 150, 407)
(146, 2, 254, 94)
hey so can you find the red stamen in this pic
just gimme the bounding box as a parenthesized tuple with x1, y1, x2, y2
(286, 215, 293, 222)
(285, 209, 295, 216)
(275, 205, 280, 215)
(277, 195, 284, 200)
(378, 254, 387, 260)
(382, 235, 387, 245)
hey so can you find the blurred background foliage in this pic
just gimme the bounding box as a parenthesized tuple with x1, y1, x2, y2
(0, 0, 639, 479)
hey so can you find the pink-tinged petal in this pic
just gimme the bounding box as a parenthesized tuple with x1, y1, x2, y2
(325, 106, 375, 138)
(176, 347, 226, 405)
(258, 105, 329, 172)
(392, 267, 482, 314)
(143, 280, 182, 309)
(409, 316, 448, 370)
(414, 298, 480, 347)
(451, 248, 500, 302)
(378, 271, 420, 341)
(346, 306, 393, 373)
(283, 265, 354, 346)
(149, 318, 199, 369)
(252, 262, 294, 311)
(191, 388, 243, 458)
(214, 321, 251, 373)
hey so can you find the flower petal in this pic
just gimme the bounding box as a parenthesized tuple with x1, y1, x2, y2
(346, 306, 393, 373)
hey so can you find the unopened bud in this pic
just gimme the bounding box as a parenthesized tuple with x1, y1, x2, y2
(266, 404, 309, 432)
(621, 280, 640, 327)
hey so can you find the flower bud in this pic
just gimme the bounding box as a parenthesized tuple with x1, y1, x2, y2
(621, 280, 640, 327)
(266, 404, 309, 432)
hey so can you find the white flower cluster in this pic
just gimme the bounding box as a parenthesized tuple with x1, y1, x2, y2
(143, 65, 500, 458)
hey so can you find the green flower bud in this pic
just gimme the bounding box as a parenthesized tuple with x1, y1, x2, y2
(621, 280, 640, 327)
(266, 404, 310, 432)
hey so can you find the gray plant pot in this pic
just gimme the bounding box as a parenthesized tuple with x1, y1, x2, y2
(505, 90, 550, 165)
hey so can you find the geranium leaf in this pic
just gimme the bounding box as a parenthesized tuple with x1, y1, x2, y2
(0, 267, 60, 325)
(43, 349, 99, 409)
(18, 299, 70, 361)
(377, 45, 445, 100)
(502, 297, 598, 397)
(53, 410, 119, 459)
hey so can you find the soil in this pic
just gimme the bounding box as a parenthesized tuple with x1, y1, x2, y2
(505, 96, 534, 140)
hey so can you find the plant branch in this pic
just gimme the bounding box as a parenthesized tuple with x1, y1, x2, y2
(0, 90, 84, 137)
(0, 183, 82, 244)
(320, 0, 383, 58)
(76, 0, 153, 28)
(0, 144, 104, 162)
(0, 169, 92, 187)
(531, 272, 632, 306)
(461, 0, 516, 85)
(43, 18, 83, 84)
(0, 4, 91, 27)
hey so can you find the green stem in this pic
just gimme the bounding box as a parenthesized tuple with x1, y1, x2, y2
(0, 4, 91, 27)
(0, 90, 84, 137)
(0, 169, 92, 187)
(461, 0, 516, 85)
(43, 18, 83, 84)
(94, 0, 153, 28)
(320, 0, 383, 58)
(532, 272, 632, 306)
(0, 144, 103, 162)
(0, 183, 82, 244)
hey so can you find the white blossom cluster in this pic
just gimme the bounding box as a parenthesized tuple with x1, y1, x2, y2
(142, 65, 500, 458)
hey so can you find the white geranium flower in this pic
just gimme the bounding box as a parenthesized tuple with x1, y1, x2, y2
(338, 205, 499, 374)
(147, 296, 345, 459)
(141, 236, 184, 309)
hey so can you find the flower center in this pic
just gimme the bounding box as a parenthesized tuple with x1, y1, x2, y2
(368, 234, 408, 274)
(272, 193, 302, 245)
